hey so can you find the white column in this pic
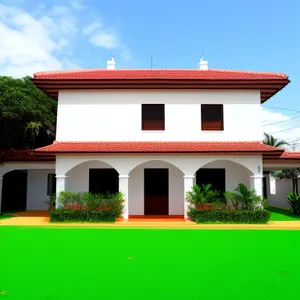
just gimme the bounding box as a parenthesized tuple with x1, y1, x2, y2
(0, 177, 3, 213)
(119, 175, 129, 220)
(55, 175, 67, 208)
(184, 175, 195, 219)
(250, 175, 263, 196)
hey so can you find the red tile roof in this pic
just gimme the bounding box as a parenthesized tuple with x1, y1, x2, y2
(0, 150, 55, 162)
(33, 69, 288, 81)
(266, 152, 300, 160)
(31, 69, 290, 103)
(35, 141, 283, 154)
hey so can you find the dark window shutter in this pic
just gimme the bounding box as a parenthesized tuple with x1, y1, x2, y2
(201, 105, 224, 130)
(142, 104, 165, 130)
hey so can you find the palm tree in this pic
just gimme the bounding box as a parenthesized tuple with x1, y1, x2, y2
(263, 133, 289, 148)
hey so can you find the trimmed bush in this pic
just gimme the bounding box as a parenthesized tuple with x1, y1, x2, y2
(50, 209, 121, 223)
(188, 208, 271, 224)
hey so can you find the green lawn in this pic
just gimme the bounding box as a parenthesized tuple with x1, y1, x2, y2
(268, 206, 300, 221)
(1, 227, 300, 300)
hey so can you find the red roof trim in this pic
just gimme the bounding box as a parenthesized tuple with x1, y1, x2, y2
(0, 150, 55, 162)
(35, 141, 283, 154)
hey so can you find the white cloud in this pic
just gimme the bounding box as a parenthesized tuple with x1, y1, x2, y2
(52, 5, 70, 16)
(70, 0, 85, 11)
(89, 32, 119, 49)
(0, 3, 80, 77)
(83, 19, 131, 60)
(83, 20, 102, 35)
(0, 2, 132, 77)
(261, 107, 300, 150)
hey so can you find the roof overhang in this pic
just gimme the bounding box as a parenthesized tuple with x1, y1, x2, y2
(263, 152, 300, 170)
(34, 141, 284, 155)
(31, 78, 290, 103)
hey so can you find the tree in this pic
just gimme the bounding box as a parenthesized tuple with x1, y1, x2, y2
(273, 169, 300, 194)
(0, 76, 57, 150)
(263, 132, 289, 148)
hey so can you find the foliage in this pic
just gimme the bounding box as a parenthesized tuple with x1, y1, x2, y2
(44, 194, 56, 210)
(0, 76, 57, 150)
(56, 191, 124, 214)
(287, 192, 300, 215)
(224, 183, 267, 210)
(186, 184, 220, 205)
(273, 169, 300, 194)
(263, 132, 289, 148)
(188, 208, 270, 224)
(50, 209, 121, 223)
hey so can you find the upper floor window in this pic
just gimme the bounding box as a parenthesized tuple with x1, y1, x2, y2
(201, 104, 224, 131)
(142, 104, 165, 130)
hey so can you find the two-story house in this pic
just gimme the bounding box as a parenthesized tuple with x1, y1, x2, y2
(1, 59, 299, 216)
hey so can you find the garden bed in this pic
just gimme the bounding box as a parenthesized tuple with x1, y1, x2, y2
(188, 209, 271, 224)
(50, 209, 121, 223)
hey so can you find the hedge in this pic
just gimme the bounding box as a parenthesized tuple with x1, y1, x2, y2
(50, 209, 121, 223)
(188, 209, 271, 224)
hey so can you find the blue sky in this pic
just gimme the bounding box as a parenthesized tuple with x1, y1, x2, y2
(0, 0, 300, 147)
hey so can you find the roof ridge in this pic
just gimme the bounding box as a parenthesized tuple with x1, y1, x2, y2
(33, 68, 288, 78)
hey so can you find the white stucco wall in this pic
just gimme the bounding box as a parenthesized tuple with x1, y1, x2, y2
(56, 90, 261, 142)
(27, 169, 55, 210)
(129, 160, 184, 215)
(266, 175, 300, 209)
(66, 160, 113, 192)
(201, 160, 251, 191)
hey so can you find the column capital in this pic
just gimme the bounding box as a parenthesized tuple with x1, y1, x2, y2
(183, 175, 195, 179)
(118, 175, 129, 178)
(56, 175, 67, 179)
(250, 175, 264, 179)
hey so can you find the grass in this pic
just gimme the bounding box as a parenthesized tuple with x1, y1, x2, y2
(268, 206, 300, 221)
(1, 227, 300, 300)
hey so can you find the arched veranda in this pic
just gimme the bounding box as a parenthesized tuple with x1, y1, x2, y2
(66, 160, 119, 194)
(194, 159, 254, 194)
(129, 160, 184, 216)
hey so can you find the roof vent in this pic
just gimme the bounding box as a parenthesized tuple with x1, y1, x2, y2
(107, 57, 116, 70)
(199, 58, 208, 70)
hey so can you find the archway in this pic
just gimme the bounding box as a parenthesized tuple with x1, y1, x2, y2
(195, 159, 253, 194)
(65, 160, 119, 194)
(128, 160, 184, 216)
(1, 170, 27, 212)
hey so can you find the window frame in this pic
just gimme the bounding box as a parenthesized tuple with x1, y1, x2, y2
(141, 104, 165, 131)
(201, 104, 224, 131)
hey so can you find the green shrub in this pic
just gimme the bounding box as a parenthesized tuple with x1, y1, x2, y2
(224, 183, 267, 211)
(50, 209, 121, 223)
(186, 184, 220, 205)
(188, 208, 271, 224)
(287, 192, 300, 215)
(57, 191, 125, 212)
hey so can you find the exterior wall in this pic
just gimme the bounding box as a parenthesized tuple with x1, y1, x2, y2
(66, 160, 113, 192)
(56, 90, 261, 142)
(201, 160, 251, 191)
(56, 154, 261, 177)
(61, 155, 261, 215)
(129, 160, 184, 215)
(27, 169, 55, 210)
(0, 163, 55, 211)
(266, 175, 300, 209)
